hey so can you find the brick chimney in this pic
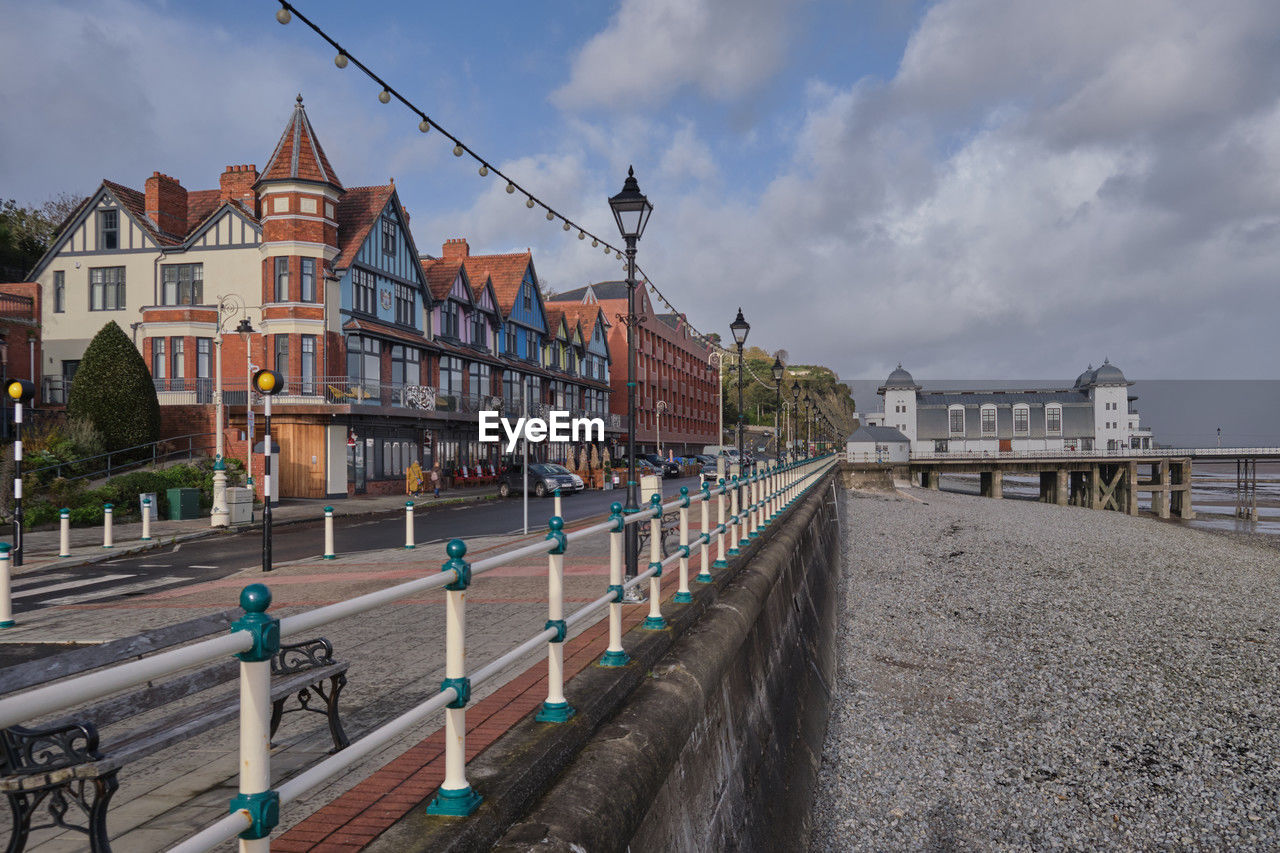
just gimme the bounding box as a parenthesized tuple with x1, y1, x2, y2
(441, 238, 470, 260)
(219, 164, 259, 215)
(144, 171, 188, 236)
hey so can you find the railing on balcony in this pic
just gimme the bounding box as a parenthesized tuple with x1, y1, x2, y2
(0, 292, 34, 320)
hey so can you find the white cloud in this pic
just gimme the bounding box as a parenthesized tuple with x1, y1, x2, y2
(553, 0, 804, 110)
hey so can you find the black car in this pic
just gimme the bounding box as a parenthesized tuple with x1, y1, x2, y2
(498, 462, 577, 498)
(644, 454, 680, 478)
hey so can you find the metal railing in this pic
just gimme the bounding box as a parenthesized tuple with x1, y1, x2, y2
(24, 431, 217, 483)
(0, 453, 838, 850)
(0, 293, 34, 319)
(893, 446, 1280, 462)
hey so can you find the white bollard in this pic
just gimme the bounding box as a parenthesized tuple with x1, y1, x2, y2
(59, 508, 70, 558)
(231, 583, 276, 851)
(536, 517, 574, 721)
(675, 488, 692, 603)
(404, 501, 415, 550)
(643, 494, 666, 630)
(554, 488, 562, 521)
(323, 506, 335, 559)
(426, 540, 482, 816)
(698, 485, 713, 583)
(102, 504, 114, 548)
(141, 497, 152, 541)
(600, 503, 628, 667)
(0, 544, 13, 628)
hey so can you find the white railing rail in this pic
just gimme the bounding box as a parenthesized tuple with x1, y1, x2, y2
(2, 453, 839, 851)
(853, 446, 1280, 463)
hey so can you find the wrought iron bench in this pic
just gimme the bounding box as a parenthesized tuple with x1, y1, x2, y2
(635, 507, 681, 561)
(0, 610, 349, 853)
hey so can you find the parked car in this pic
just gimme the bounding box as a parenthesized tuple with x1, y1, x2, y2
(498, 462, 578, 498)
(644, 454, 680, 478)
(542, 463, 585, 493)
(700, 462, 721, 485)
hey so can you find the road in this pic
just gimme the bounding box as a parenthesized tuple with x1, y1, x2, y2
(5, 475, 707, 619)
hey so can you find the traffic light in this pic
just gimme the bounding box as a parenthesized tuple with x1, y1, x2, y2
(6, 380, 34, 403)
(252, 369, 281, 396)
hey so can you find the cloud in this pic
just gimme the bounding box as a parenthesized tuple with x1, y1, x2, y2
(553, 0, 804, 110)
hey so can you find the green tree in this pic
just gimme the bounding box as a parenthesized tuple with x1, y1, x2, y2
(0, 193, 82, 280)
(67, 321, 160, 453)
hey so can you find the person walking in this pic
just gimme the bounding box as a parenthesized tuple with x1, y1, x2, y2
(430, 463, 441, 498)
(406, 459, 423, 496)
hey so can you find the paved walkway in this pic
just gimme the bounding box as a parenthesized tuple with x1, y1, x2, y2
(4, 487, 500, 575)
(1, 502, 718, 851)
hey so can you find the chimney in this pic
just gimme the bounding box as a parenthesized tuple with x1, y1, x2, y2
(441, 238, 469, 260)
(219, 164, 259, 216)
(144, 171, 188, 236)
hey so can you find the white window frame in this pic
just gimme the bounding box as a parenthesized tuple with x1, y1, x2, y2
(948, 405, 965, 436)
(1013, 404, 1030, 434)
(1045, 405, 1062, 435)
(980, 404, 996, 435)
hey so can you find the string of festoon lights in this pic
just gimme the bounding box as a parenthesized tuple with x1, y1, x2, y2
(272, 0, 736, 357)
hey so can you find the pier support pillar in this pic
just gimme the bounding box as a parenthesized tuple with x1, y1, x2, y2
(1090, 465, 1101, 509)
(1173, 460, 1195, 520)
(1155, 460, 1170, 519)
(920, 470, 939, 490)
(1056, 469, 1069, 506)
(979, 471, 1003, 498)
(1126, 461, 1139, 516)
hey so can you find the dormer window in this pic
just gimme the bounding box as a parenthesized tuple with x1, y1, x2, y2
(98, 209, 119, 250)
(523, 288, 532, 311)
(441, 300, 460, 338)
(381, 217, 396, 256)
(471, 312, 486, 347)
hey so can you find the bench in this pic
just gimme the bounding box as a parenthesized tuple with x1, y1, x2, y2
(0, 611, 349, 853)
(636, 508, 682, 561)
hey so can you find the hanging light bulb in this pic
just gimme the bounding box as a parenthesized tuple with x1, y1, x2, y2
(418, 118, 431, 133)
(591, 239, 598, 248)
(604, 245, 610, 254)
(378, 88, 391, 104)
(478, 164, 489, 177)
(335, 52, 349, 68)
(506, 182, 515, 194)
(276, 6, 291, 24)
(578, 231, 586, 240)
(453, 144, 464, 157)
(563, 221, 571, 231)
(616, 251, 623, 259)
(546, 210, 555, 221)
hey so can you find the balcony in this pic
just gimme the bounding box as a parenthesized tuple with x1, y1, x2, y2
(0, 293, 35, 320)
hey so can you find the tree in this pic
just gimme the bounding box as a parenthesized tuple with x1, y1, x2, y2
(67, 321, 160, 453)
(0, 193, 83, 280)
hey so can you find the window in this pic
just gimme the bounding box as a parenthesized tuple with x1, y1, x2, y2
(440, 300, 460, 338)
(439, 356, 463, 396)
(381, 217, 396, 256)
(301, 335, 316, 394)
(162, 263, 203, 305)
(505, 325, 516, 355)
(274, 257, 290, 302)
(391, 345, 420, 387)
(934, 439, 948, 453)
(1013, 406, 1029, 433)
(53, 271, 64, 313)
(196, 338, 211, 380)
(151, 338, 165, 380)
(981, 406, 996, 434)
(347, 335, 380, 387)
(522, 287, 532, 311)
(97, 209, 118, 250)
(1046, 406, 1062, 434)
(274, 335, 289, 388)
(352, 268, 376, 315)
(169, 337, 185, 384)
(89, 267, 125, 310)
(395, 283, 415, 327)
(301, 258, 315, 302)
(471, 311, 486, 347)
(948, 407, 964, 435)
(503, 371, 522, 409)
(468, 362, 490, 399)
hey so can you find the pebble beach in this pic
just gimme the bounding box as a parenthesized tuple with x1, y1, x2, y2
(811, 486, 1280, 850)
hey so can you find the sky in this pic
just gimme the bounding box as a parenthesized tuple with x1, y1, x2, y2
(3, 0, 1279, 381)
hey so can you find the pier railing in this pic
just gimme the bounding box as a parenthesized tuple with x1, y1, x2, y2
(0, 453, 838, 850)
(883, 447, 1280, 463)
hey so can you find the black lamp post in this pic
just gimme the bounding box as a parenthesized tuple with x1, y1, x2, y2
(803, 392, 812, 457)
(730, 309, 750, 464)
(771, 356, 784, 460)
(609, 166, 653, 600)
(791, 381, 800, 460)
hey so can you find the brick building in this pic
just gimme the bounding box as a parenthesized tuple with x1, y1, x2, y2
(548, 282, 716, 455)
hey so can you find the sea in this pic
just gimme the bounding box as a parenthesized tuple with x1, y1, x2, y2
(841, 378, 1280, 538)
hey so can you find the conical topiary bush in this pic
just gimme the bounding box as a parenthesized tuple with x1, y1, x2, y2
(67, 321, 160, 454)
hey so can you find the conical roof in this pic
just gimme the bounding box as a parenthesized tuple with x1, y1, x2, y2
(258, 95, 343, 190)
(1091, 359, 1127, 385)
(882, 363, 919, 390)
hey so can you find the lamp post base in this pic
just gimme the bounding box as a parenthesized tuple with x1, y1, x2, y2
(211, 469, 229, 528)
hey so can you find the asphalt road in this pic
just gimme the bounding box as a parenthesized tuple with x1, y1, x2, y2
(5, 475, 707, 618)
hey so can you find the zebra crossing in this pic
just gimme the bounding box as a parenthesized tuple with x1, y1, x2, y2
(9, 569, 193, 610)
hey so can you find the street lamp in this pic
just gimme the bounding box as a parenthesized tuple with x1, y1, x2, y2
(708, 350, 729, 451)
(730, 308, 750, 464)
(235, 316, 256, 508)
(211, 297, 250, 527)
(609, 165, 653, 602)
(803, 392, 812, 457)
(791, 382, 800, 458)
(771, 355, 784, 460)
(656, 399, 668, 456)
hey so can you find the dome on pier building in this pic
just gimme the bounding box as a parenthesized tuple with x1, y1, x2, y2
(1074, 364, 1095, 388)
(882, 363, 921, 391)
(1090, 359, 1129, 386)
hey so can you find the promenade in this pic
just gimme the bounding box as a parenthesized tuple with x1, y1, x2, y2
(0, 500, 706, 851)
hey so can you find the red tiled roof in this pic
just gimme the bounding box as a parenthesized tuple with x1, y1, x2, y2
(334, 185, 394, 271)
(419, 258, 466, 301)
(258, 96, 343, 189)
(102, 180, 180, 247)
(342, 318, 427, 348)
(185, 189, 223, 234)
(556, 304, 609, 341)
(460, 251, 533, 314)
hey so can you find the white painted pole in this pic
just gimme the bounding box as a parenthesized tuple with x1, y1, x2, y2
(645, 497, 664, 628)
(141, 497, 152, 541)
(538, 516, 573, 721)
(59, 508, 70, 557)
(323, 506, 335, 559)
(675, 495, 691, 603)
(698, 488, 712, 582)
(0, 544, 13, 628)
(728, 478, 740, 555)
(404, 501, 415, 550)
(715, 481, 727, 568)
(237, 655, 271, 853)
(441, 587, 470, 792)
(102, 504, 114, 548)
(601, 506, 628, 666)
